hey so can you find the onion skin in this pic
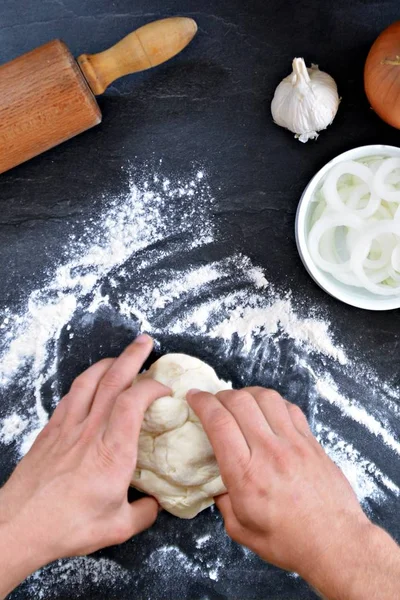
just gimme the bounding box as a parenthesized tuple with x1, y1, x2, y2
(364, 21, 400, 129)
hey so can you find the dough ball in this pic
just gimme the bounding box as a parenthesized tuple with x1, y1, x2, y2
(142, 396, 188, 433)
(131, 353, 231, 518)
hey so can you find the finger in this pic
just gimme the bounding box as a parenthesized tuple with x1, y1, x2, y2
(216, 389, 273, 449)
(187, 390, 250, 486)
(52, 359, 115, 428)
(247, 387, 295, 437)
(285, 401, 312, 438)
(102, 379, 171, 465)
(128, 496, 159, 536)
(89, 335, 153, 425)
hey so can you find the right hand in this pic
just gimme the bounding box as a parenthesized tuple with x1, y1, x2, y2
(187, 387, 372, 583)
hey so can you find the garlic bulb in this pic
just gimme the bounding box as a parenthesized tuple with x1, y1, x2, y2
(271, 57, 339, 143)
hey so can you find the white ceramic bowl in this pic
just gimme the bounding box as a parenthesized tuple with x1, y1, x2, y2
(295, 144, 400, 310)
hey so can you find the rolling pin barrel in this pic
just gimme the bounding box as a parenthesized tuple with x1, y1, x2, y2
(0, 40, 101, 175)
(0, 17, 197, 174)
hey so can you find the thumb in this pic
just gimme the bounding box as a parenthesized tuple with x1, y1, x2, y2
(128, 496, 159, 537)
(215, 492, 233, 518)
(215, 493, 245, 542)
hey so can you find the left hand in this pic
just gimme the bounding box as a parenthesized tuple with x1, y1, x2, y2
(0, 334, 169, 569)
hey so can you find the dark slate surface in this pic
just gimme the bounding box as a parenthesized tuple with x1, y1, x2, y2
(1, 1, 400, 599)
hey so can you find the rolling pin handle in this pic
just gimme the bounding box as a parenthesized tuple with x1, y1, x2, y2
(77, 17, 197, 95)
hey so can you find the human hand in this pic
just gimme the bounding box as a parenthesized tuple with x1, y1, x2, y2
(0, 335, 169, 570)
(187, 387, 374, 590)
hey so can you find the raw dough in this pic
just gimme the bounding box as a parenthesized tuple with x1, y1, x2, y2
(131, 354, 231, 518)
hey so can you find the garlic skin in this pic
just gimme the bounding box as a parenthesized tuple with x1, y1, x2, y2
(271, 57, 339, 142)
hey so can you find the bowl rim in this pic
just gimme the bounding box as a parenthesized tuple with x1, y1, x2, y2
(295, 144, 400, 311)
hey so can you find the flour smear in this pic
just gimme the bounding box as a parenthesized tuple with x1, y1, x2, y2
(1, 165, 399, 598)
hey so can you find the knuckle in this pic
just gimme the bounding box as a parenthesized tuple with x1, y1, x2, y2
(115, 390, 133, 410)
(224, 390, 252, 409)
(292, 439, 312, 459)
(117, 389, 148, 419)
(211, 411, 233, 434)
(229, 390, 251, 401)
(55, 425, 82, 450)
(70, 375, 90, 393)
(246, 386, 264, 394)
(99, 371, 122, 392)
(189, 391, 211, 405)
(267, 440, 292, 472)
(59, 391, 71, 404)
(137, 379, 169, 398)
(239, 460, 262, 488)
(231, 452, 251, 476)
(98, 358, 115, 368)
(250, 477, 269, 500)
(288, 403, 306, 419)
(80, 420, 97, 441)
(263, 389, 283, 403)
(272, 454, 290, 474)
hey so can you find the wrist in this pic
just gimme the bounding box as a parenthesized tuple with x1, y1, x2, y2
(0, 518, 54, 599)
(301, 519, 400, 600)
(298, 514, 372, 598)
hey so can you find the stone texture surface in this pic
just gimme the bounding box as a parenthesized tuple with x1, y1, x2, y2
(1, 1, 400, 598)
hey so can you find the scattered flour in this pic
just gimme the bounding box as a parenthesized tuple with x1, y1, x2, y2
(0, 168, 349, 455)
(206, 556, 224, 581)
(210, 295, 346, 364)
(0, 412, 28, 444)
(147, 545, 202, 575)
(22, 556, 129, 599)
(147, 544, 225, 584)
(0, 165, 398, 597)
(195, 534, 211, 549)
(316, 376, 400, 456)
(316, 426, 399, 505)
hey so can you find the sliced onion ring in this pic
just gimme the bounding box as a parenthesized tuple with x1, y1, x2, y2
(350, 221, 400, 296)
(374, 204, 393, 220)
(363, 233, 395, 270)
(373, 158, 400, 203)
(322, 160, 380, 218)
(308, 214, 363, 274)
(388, 267, 400, 283)
(347, 184, 369, 209)
(366, 266, 392, 283)
(333, 270, 363, 287)
(308, 156, 400, 298)
(391, 244, 400, 272)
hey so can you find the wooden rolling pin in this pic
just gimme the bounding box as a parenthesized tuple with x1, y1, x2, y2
(0, 17, 197, 174)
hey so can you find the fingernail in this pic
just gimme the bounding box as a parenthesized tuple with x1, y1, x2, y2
(187, 388, 201, 398)
(135, 333, 152, 344)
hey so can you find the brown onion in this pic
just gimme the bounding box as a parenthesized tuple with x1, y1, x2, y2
(365, 21, 400, 129)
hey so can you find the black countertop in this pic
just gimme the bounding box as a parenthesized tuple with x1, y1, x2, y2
(1, 1, 400, 599)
